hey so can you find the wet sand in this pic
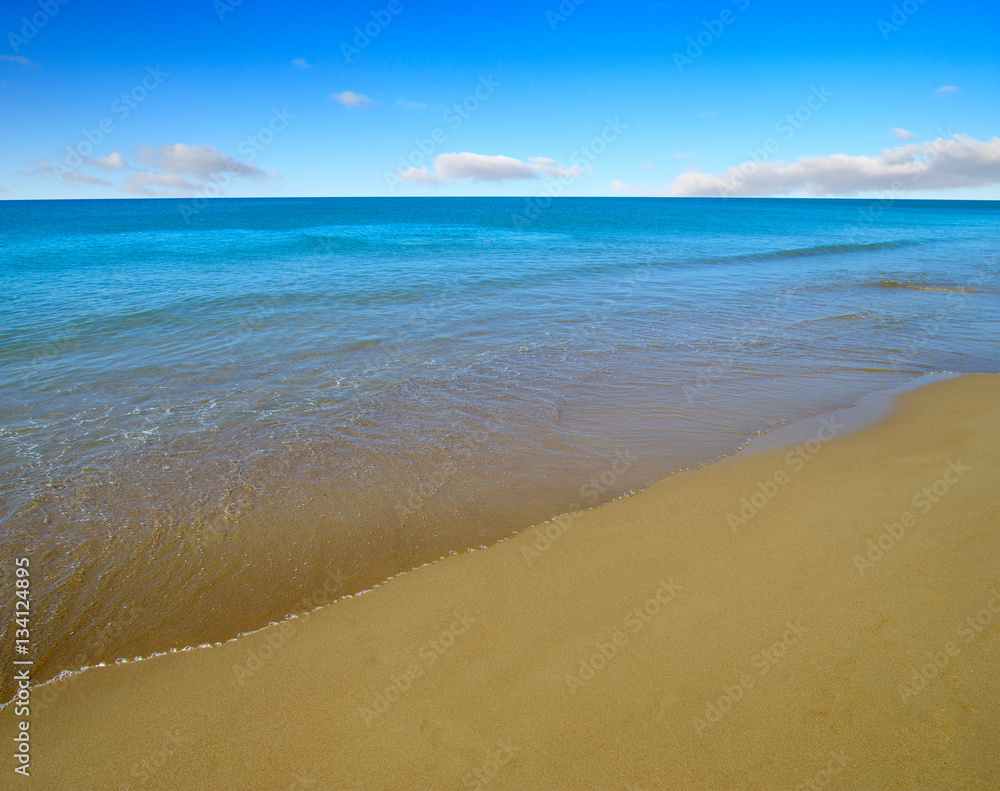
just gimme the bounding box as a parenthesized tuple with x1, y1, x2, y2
(4, 373, 998, 789)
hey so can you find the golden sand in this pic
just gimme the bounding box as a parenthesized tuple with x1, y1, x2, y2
(4, 374, 998, 789)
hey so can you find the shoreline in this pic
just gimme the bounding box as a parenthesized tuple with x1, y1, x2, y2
(2, 372, 957, 709)
(5, 368, 938, 705)
(3, 373, 997, 788)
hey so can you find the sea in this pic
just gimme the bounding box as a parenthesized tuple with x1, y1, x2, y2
(1, 196, 998, 701)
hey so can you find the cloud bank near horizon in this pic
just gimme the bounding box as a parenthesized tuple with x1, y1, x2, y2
(613, 135, 1000, 198)
(395, 153, 584, 184)
(27, 143, 281, 197)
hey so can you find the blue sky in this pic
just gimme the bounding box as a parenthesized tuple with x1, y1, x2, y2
(2, 0, 998, 199)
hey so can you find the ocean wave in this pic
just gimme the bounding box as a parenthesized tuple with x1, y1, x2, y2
(721, 240, 920, 264)
(792, 312, 873, 326)
(860, 279, 987, 293)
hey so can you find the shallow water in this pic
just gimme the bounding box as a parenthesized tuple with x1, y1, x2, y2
(1, 196, 998, 699)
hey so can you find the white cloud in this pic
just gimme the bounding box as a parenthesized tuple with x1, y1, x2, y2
(674, 151, 696, 159)
(396, 153, 584, 184)
(0, 55, 31, 66)
(934, 85, 960, 95)
(638, 134, 1000, 197)
(64, 171, 114, 186)
(29, 153, 128, 178)
(26, 159, 57, 176)
(396, 166, 440, 184)
(698, 111, 715, 118)
(26, 143, 278, 196)
(122, 172, 204, 195)
(0, 186, 8, 193)
(332, 90, 372, 108)
(28, 159, 114, 185)
(291, 58, 312, 68)
(135, 143, 270, 180)
(611, 179, 650, 197)
(524, 156, 584, 179)
(90, 152, 129, 170)
(639, 162, 654, 170)
(396, 99, 427, 110)
(890, 128, 916, 140)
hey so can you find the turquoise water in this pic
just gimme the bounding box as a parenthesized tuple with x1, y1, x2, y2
(1, 197, 998, 694)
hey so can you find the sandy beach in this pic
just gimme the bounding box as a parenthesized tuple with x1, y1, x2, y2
(4, 373, 998, 789)
(6, 1, 1000, 786)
